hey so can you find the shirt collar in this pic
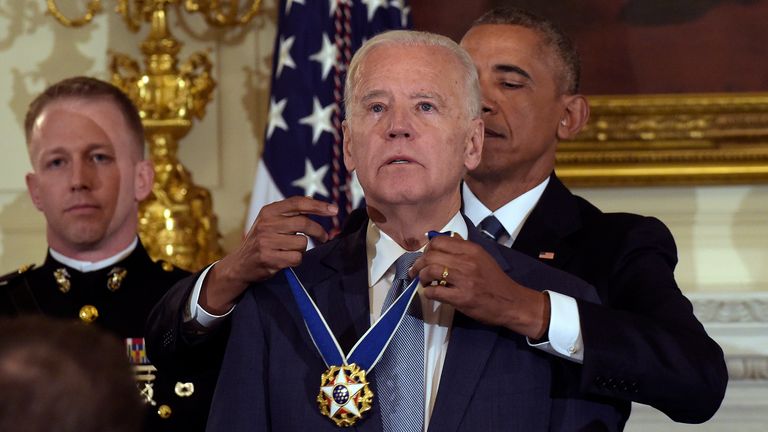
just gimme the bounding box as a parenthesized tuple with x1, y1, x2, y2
(367, 212, 468, 286)
(49, 237, 139, 273)
(462, 177, 549, 243)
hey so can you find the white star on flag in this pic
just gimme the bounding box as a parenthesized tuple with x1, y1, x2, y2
(285, 0, 305, 15)
(321, 367, 366, 418)
(310, 33, 339, 80)
(328, 0, 350, 17)
(292, 159, 330, 198)
(362, 0, 388, 21)
(299, 97, 338, 144)
(276, 35, 297, 78)
(266, 97, 289, 139)
(389, 0, 410, 27)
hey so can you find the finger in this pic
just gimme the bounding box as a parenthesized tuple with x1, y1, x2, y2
(294, 218, 331, 244)
(415, 262, 455, 287)
(274, 196, 339, 217)
(249, 249, 305, 276)
(271, 232, 310, 252)
(426, 235, 474, 255)
(421, 284, 464, 306)
(253, 213, 330, 243)
(410, 249, 466, 280)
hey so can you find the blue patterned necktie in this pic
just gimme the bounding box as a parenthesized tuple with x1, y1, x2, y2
(377, 251, 424, 432)
(478, 214, 507, 243)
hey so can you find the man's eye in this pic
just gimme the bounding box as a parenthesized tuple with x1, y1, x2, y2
(46, 159, 64, 169)
(370, 104, 384, 113)
(502, 81, 523, 89)
(418, 102, 434, 112)
(92, 154, 112, 163)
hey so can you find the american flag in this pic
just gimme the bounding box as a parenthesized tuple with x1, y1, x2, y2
(245, 0, 411, 236)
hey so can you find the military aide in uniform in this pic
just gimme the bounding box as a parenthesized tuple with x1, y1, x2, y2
(0, 76, 213, 431)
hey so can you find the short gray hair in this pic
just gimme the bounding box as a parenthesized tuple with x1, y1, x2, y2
(344, 30, 481, 120)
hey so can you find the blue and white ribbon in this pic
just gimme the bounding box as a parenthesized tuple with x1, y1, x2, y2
(283, 230, 450, 371)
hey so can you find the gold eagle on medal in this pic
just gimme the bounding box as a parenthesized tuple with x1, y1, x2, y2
(317, 363, 373, 427)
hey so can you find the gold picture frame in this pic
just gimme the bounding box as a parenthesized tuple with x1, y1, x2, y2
(557, 92, 768, 186)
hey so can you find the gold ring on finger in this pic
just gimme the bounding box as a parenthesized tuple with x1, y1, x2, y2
(439, 266, 449, 286)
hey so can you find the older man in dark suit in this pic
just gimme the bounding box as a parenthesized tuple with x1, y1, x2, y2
(149, 30, 626, 431)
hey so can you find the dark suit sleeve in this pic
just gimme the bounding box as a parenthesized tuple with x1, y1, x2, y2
(577, 217, 727, 423)
(206, 287, 270, 431)
(145, 272, 229, 375)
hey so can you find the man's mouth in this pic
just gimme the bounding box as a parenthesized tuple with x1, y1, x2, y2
(386, 155, 415, 165)
(484, 127, 505, 138)
(65, 204, 99, 213)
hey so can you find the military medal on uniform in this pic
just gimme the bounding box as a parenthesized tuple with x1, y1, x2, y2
(284, 265, 424, 427)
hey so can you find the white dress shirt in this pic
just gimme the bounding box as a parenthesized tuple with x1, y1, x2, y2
(462, 180, 584, 363)
(50, 237, 138, 273)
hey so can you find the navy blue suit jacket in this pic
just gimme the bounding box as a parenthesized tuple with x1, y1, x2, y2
(204, 219, 624, 431)
(509, 175, 727, 423)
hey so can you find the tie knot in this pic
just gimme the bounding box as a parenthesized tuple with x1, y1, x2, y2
(393, 251, 422, 283)
(478, 215, 507, 242)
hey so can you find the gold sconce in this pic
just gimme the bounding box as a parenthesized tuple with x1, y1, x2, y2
(46, 0, 261, 271)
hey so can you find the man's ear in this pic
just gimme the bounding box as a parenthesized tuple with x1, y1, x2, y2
(464, 118, 484, 171)
(25, 173, 44, 211)
(556, 94, 590, 140)
(342, 120, 355, 172)
(134, 159, 154, 201)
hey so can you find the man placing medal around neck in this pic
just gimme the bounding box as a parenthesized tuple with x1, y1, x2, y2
(149, 30, 623, 431)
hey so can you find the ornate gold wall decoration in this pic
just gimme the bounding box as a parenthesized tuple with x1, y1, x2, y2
(46, 0, 261, 270)
(560, 93, 768, 186)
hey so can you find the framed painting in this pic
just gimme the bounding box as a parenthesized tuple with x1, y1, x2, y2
(411, 0, 768, 185)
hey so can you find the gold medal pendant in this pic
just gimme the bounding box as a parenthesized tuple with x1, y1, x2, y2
(317, 364, 373, 427)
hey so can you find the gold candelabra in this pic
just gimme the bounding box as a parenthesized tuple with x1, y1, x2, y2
(46, 0, 261, 271)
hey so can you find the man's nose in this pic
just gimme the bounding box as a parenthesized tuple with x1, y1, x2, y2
(386, 107, 413, 139)
(70, 160, 93, 191)
(481, 96, 497, 116)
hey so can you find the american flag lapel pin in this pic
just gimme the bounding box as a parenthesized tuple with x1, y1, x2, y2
(538, 251, 555, 260)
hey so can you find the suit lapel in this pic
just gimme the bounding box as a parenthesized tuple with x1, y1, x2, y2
(295, 223, 372, 357)
(513, 174, 581, 268)
(428, 225, 506, 432)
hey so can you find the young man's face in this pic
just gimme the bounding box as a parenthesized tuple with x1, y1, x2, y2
(25, 97, 152, 256)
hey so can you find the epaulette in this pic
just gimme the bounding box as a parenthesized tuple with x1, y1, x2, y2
(0, 264, 36, 287)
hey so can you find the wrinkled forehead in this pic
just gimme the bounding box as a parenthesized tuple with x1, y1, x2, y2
(353, 43, 466, 100)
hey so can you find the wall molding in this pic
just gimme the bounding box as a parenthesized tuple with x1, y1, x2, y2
(692, 297, 768, 323)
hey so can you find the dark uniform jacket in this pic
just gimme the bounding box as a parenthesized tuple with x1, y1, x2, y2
(0, 241, 215, 431)
(509, 174, 728, 424)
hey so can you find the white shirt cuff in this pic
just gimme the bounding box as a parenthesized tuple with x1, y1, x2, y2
(528, 290, 584, 363)
(184, 261, 235, 330)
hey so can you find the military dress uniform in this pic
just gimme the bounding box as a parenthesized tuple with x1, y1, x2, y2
(0, 241, 215, 431)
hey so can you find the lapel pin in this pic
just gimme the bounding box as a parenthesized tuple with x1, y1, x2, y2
(538, 251, 555, 260)
(54, 268, 71, 293)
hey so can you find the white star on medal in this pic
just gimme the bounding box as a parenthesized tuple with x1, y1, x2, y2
(321, 367, 366, 418)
